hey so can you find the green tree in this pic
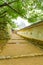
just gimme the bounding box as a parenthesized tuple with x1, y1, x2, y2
(0, 0, 27, 50)
(0, 0, 43, 23)
(0, 0, 26, 25)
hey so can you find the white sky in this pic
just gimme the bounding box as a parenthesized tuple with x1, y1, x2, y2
(12, 17, 31, 30)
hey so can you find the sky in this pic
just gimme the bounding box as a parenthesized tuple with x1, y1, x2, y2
(12, 17, 31, 30)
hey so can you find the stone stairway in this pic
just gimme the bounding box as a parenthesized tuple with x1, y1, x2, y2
(0, 33, 43, 65)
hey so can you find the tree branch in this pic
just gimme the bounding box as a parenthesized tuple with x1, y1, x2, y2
(0, 14, 6, 18)
(0, 1, 28, 20)
(0, 11, 7, 15)
(5, 3, 28, 19)
(0, 0, 18, 7)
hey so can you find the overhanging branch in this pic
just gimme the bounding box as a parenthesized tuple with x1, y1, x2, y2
(0, 11, 7, 15)
(0, 14, 6, 18)
(5, 3, 28, 19)
(0, 1, 28, 20)
(0, 0, 18, 7)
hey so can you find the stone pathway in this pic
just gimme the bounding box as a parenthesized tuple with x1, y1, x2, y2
(0, 33, 43, 65)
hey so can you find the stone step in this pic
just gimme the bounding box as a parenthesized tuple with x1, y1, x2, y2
(0, 56, 43, 65)
(11, 33, 24, 40)
(0, 42, 43, 56)
(8, 39, 29, 44)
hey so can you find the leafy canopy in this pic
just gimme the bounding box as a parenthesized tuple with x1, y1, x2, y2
(0, 0, 43, 27)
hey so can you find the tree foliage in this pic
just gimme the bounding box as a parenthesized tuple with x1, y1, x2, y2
(0, 0, 43, 27)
